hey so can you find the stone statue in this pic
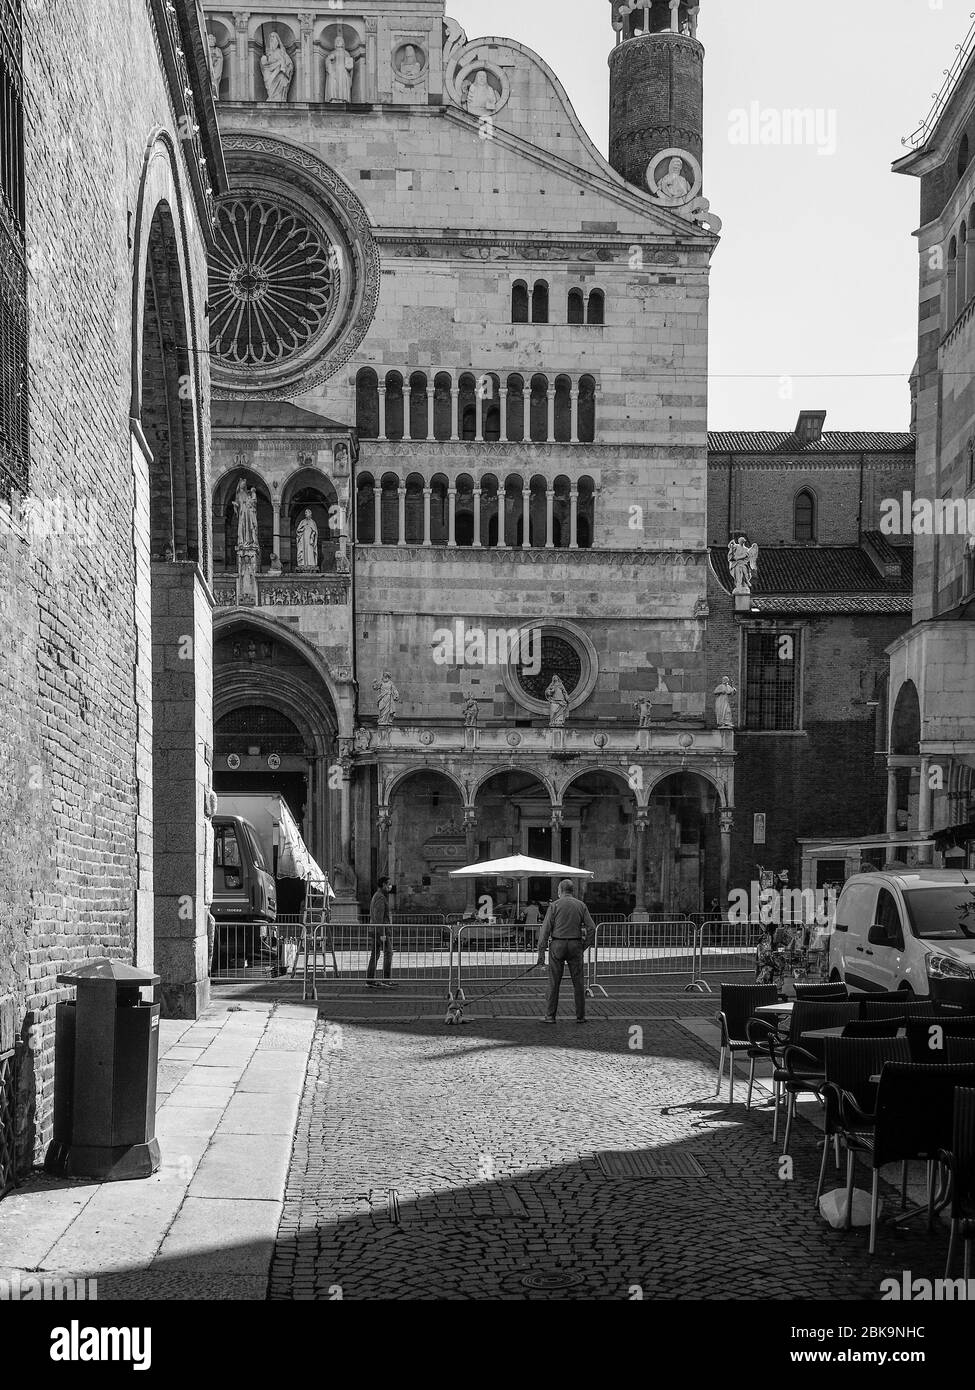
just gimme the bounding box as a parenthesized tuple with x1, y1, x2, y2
(373, 670, 399, 727)
(545, 674, 569, 729)
(325, 33, 354, 102)
(295, 508, 319, 572)
(260, 32, 293, 103)
(397, 44, 423, 80)
(232, 479, 259, 553)
(208, 33, 224, 95)
(463, 696, 479, 728)
(680, 19, 693, 36)
(658, 156, 691, 203)
(714, 676, 737, 729)
(633, 696, 654, 729)
(465, 70, 498, 117)
(728, 535, 759, 594)
(443, 17, 468, 59)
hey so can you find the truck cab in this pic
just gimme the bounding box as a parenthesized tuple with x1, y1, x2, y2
(211, 815, 277, 924)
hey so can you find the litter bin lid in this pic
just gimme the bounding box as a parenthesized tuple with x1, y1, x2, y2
(57, 959, 161, 988)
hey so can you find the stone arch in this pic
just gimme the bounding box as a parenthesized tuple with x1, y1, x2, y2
(645, 767, 726, 808)
(454, 471, 475, 546)
(213, 609, 351, 736)
(429, 471, 449, 545)
(531, 279, 549, 323)
(404, 470, 425, 544)
(511, 279, 529, 323)
(567, 287, 584, 324)
(587, 288, 605, 325)
(409, 370, 429, 439)
(506, 372, 525, 442)
(890, 679, 921, 757)
(282, 468, 339, 573)
(379, 470, 400, 544)
(383, 764, 468, 805)
(529, 373, 548, 442)
(645, 770, 723, 915)
(433, 371, 453, 440)
(469, 764, 557, 804)
(214, 467, 274, 572)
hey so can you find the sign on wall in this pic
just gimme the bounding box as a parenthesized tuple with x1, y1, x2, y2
(753, 813, 766, 845)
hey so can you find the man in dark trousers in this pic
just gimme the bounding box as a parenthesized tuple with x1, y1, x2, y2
(536, 879, 594, 1023)
(366, 875, 394, 988)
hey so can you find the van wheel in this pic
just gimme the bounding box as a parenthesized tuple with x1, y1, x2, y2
(829, 970, 842, 984)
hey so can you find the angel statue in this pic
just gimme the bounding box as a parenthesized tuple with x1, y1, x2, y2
(728, 535, 759, 594)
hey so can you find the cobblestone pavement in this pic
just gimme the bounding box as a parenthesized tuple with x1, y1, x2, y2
(269, 1015, 955, 1301)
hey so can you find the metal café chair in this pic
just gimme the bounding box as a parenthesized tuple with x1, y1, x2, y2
(772, 1000, 860, 1152)
(816, 1035, 910, 1210)
(865, 1062, 975, 1255)
(941, 1087, 975, 1280)
(715, 983, 778, 1105)
(794, 982, 848, 1001)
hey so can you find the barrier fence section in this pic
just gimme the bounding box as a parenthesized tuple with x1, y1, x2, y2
(590, 918, 700, 986)
(211, 916, 457, 985)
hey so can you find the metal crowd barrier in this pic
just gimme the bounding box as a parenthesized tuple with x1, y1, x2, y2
(211, 917, 459, 986)
(589, 918, 701, 987)
(452, 921, 546, 988)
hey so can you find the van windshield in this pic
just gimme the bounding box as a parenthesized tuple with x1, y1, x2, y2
(244, 825, 266, 872)
(903, 887, 975, 941)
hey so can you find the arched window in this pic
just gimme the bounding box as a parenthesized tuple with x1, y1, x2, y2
(554, 375, 572, 443)
(531, 280, 549, 324)
(356, 474, 376, 544)
(529, 374, 549, 442)
(960, 133, 970, 181)
(458, 373, 476, 441)
(409, 371, 428, 440)
(586, 289, 605, 325)
(433, 371, 452, 440)
(577, 375, 596, 443)
(511, 280, 529, 323)
(384, 371, 404, 441)
(567, 289, 584, 325)
(506, 374, 525, 442)
(355, 369, 379, 438)
(794, 489, 816, 542)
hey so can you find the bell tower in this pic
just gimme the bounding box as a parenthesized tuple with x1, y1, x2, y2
(608, 1, 704, 192)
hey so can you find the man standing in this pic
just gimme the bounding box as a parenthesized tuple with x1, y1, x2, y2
(536, 879, 594, 1023)
(366, 875, 394, 988)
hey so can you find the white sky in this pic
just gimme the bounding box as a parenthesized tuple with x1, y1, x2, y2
(449, 0, 974, 432)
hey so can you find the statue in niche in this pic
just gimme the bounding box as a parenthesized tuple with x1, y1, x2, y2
(728, 535, 759, 594)
(232, 479, 259, 553)
(373, 671, 400, 727)
(208, 33, 224, 95)
(658, 155, 691, 203)
(325, 32, 355, 102)
(260, 32, 294, 103)
(295, 509, 319, 572)
(397, 44, 424, 80)
(465, 69, 498, 117)
(333, 441, 350, 472)
(633, 696, 654, 729)
(713, 676, 737, 729)
(545, 674, 570, 729)
(463, 696, 479, 729)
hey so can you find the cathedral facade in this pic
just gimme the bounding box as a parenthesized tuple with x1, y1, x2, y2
(204, 0, 733, 918)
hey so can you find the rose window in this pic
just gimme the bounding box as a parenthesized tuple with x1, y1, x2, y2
(209, 198, 338, 367)
(516, 635, 583, 703)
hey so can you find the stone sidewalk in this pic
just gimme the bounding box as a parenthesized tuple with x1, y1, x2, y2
(0, 999, 315, 1299)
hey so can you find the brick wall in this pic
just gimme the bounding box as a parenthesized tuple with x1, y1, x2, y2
(0, 1, 212, 1167)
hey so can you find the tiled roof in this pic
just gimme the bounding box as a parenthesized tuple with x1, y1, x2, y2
(212, 401, 349, 431)
(710, 544, 914, 597)
(708, 431, 915, 455)
(750, 595, 914, 615)
(862, 531, 915, 584)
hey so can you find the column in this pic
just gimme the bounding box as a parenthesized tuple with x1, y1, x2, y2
(397, 484, 406, 547)
(522, 490, 531, 549)
(372, 484, 382, 545)
(545, 488, 555, 549)
(886, 767, 899, 837)
(569, 488, 578, 550)
(378, 808, 391, 878)
(499, 387, 508, 441)
(299, 12, 315, 101)
(233, 13, 251, 101)
(402, 384, 412, 440)
(546, 386, 555, 444)
(497, 487, 506, 549)
(422, 486, 432, 547)
(426, 384, 435, 440)
(472, 486, 482, 548)
(918, 756, 933, 864)
(339, 765, 352, 869)
(670, 0, 680, 31)
(634, 812, 648, 915)
(464, 810, 478, 913)
(450, 386, 459, 442)
(570, 386, 579, 444)
(271, 499, 282, 567)
(447, 486, 457, 548)
(377, 385, 387, 441)
(475, 390, 483, 443)
(719, 809, 733, 908)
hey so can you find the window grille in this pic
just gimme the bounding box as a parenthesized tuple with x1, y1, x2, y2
(744, 630, 800, 731)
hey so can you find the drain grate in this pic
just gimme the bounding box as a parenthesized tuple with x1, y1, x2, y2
(521, 1271, 585, 1290)
(595, 1149, 706, 1179)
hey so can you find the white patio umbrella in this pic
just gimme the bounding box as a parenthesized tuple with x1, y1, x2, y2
(449, 854, 592, 918)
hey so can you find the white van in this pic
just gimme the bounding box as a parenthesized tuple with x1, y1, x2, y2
(828, 869, 975, 1006)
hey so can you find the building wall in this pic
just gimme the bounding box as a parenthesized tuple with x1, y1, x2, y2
(0, 1, 213, 1165)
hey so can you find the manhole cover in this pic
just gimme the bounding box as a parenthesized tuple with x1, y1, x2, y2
(521, 1271, 584, 1290)
(595, 1150, 706, 1179)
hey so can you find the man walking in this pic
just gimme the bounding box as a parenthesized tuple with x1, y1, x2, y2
(536, 879, 594, 1023)
(366, 875, 394, 988)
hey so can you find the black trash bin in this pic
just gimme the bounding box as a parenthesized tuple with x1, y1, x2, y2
(44, 960, 161, 1181)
